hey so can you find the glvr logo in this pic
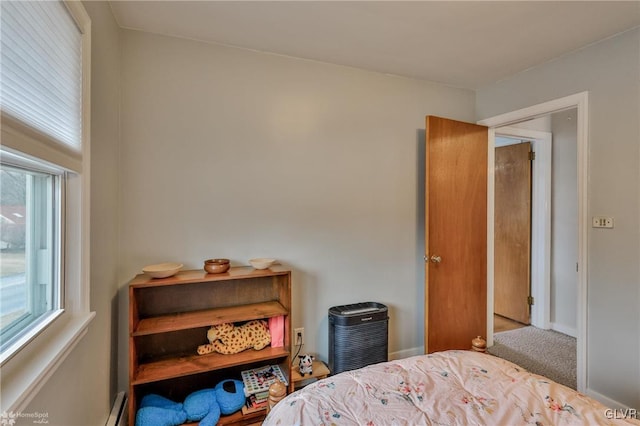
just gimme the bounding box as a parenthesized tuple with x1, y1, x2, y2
(604, 408, 638, 420)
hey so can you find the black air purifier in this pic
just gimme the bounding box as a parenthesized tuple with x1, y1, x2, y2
(328, 302, 388, 375)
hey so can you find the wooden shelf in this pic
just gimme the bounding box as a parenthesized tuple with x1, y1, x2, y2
(290, 360, 330, 392)
(133, 301, 287, 336)
(129, 265, 290, 288)
(182, 408, 267, 426)
(182, 409, 264, 426)
(134, 346, 290, 385)
(218, 409, 265, 425)
(291, 360, 330, 383)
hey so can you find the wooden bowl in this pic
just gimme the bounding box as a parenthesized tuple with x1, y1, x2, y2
(204, 258, 230, 274)
(142, 262, 183, 278)
(249, 258, 276, 270)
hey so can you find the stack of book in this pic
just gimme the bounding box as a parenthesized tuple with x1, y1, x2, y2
(240, 364, 288, 415)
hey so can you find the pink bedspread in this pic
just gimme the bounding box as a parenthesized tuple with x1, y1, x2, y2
(265, 350, 639, 425)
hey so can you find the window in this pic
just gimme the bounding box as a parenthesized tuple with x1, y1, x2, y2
(0, 163, 62, 353)
(0, 0, 93, 412)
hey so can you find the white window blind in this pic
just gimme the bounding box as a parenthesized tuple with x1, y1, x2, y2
(1, 0, 83, 153)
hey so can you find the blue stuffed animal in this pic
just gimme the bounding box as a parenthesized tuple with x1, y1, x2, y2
(214, 379, 245, 415)
(135, 394, 187, 426)
(136, 380, 245, 426)
(183, 388, 221, 426)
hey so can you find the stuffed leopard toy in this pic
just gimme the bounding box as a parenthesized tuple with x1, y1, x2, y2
(197, 320, 271, 355)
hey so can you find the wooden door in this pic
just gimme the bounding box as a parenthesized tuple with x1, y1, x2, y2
(425, 116, 487, 354)
(494, 142, 532, 324)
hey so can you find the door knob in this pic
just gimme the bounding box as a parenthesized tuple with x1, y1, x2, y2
(430, 255, 442, 263)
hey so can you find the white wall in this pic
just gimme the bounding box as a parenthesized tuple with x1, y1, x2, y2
(117, 29, 475, 389)
(550, 109, 578, 335)
(18, 2, 121, 425)
(477, 29, 640, 409)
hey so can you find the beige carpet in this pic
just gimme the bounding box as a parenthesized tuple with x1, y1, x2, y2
(488, 326, 577, 389)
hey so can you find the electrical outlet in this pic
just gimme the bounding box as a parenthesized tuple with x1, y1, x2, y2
(592, 216, 614, 228)
(294, 327, 304, 346)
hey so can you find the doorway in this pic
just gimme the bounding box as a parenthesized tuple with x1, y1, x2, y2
(493, 126, 552, 332)
(494, 113, 579, 338)
(491, 114, 578, 389)
(479, 91, 588, 392)
(494, 140, 532, 328)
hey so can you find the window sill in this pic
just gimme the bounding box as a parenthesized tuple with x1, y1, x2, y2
(0, 311, 95, 412)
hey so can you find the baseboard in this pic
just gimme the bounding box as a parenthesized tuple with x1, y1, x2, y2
(550, 322, 577, 338)
(389, 346, 423, 361)
(586, 388, 633, 410)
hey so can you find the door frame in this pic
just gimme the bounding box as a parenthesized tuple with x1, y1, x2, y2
(495, 128, 552, 331)
(478, 91, 588, 392)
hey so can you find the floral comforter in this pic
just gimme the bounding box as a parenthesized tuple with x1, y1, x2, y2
(265, 350, 639, 425)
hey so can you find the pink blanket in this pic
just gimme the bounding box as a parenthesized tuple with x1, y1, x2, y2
(265, 350, 639, 425)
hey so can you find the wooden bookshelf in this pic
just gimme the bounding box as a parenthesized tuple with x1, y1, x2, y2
(128, 266, 291, 426)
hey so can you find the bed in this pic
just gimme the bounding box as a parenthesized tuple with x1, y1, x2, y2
(264, 350, 639, 425)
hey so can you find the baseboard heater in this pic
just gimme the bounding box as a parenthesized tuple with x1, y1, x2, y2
(105, 391, 127, 426)
(329, 302, 388, 375)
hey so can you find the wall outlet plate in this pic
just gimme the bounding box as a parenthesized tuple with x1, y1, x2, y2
(592, 216, 614, 228)
(294, 328, 304, 346)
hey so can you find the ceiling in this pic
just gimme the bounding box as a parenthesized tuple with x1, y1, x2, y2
(109, 1, 640, 90)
